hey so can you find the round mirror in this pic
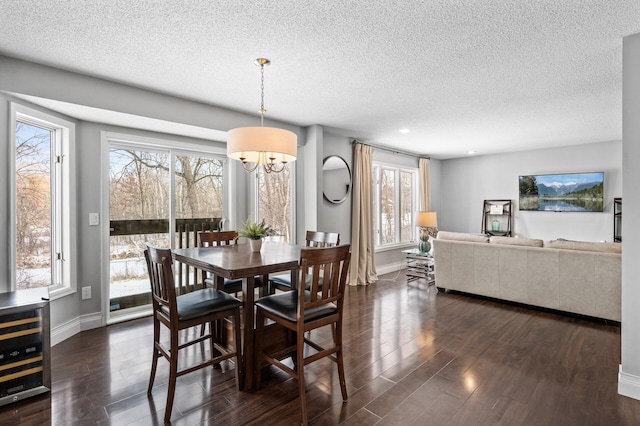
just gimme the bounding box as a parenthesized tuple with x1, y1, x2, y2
(322, 155, 351, 204)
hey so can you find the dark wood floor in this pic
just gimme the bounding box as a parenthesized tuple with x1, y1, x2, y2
(3, 272, 640, 425)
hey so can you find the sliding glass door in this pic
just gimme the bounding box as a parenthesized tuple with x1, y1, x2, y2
(105, 136, 227, 322)
(108, 148, 170, 318)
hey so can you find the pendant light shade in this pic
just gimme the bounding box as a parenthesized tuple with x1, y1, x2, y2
(226, 58, 297, 173)
(227, 126, 297, 164)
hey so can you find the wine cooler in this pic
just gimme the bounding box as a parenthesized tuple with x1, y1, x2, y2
(0, 288, 50, 406)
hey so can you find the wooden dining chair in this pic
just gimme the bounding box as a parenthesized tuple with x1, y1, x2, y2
(144, 244, 243, 423)
(269, 231, 340, 293)
(255, 244, 351, 426)
(198, 230, 238, 247)
(198, 230, 266, 297)
(198, 231, 243, 294)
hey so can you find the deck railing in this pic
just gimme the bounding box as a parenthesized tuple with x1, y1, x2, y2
(109, 217, 222, 295)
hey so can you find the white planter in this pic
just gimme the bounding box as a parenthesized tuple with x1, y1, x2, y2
(249, 238, 263, 252)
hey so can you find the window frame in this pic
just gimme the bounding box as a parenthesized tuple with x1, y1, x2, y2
(10, 103, 77, 299)
(373, 161, 418, 250)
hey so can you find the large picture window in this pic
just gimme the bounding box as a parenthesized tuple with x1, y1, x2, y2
(12, 104, 76, 297)
(373, 163, 417, 247)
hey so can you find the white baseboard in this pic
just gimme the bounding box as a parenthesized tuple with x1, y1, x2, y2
(618, 365, 640, 400)
(376, 261, 405, 276)
(51, 317, 79, 346)
(80, 312, 104, 331)
(51, 312, 103, 346)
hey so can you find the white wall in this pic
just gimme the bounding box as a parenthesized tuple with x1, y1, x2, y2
(619, 32, 640, 400)
(440, 140, 622, 242)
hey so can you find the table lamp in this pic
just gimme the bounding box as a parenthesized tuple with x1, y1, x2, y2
(415, 211, 438, 253)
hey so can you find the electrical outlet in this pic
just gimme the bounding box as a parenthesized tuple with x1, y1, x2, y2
(81, 286, 92, 300)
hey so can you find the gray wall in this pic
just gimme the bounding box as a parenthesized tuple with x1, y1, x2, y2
(313, 136, 444, 274)
(0, 56, 299, 339)
(318, 132, 353, 244)
(2, 53, 632, 363)
(620, 31, 640, 400)
(76, 122, 229, 319)
(439, 140, 622, 242)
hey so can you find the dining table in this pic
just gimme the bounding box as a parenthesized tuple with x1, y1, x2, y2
(172, 240, 301, 390)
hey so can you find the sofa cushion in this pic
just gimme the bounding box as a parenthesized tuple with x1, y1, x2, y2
(490, 236, 543, 247)
(437, 231, 489, 243)
(545, 239, 621, 254)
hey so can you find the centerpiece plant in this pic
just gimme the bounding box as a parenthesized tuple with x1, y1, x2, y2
(239, 218, 273, 252)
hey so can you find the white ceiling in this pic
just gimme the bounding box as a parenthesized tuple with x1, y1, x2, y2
(1, 1, 639, 159)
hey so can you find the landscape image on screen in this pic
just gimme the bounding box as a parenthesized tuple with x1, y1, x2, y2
(519, 172, 604, 212)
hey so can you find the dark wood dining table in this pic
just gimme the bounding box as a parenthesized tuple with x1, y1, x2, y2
(172, 240, 301, 390)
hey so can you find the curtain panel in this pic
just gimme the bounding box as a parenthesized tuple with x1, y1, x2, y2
(419, 157, 431, 211)
(349, 143, 377, 285)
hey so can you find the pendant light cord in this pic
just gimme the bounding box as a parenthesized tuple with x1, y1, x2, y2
(259, 62, 266, 126)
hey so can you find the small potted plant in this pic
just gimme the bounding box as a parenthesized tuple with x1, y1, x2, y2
(238, 218, 273, 252)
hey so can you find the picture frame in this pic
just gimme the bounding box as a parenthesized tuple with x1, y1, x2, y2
(518, 172, 604, 212)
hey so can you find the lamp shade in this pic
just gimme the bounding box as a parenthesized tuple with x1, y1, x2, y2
(415, 211, 437, 228)
(227, 126, 297, 163)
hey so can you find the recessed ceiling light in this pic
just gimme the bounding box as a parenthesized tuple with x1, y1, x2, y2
(399, 128, 411, 134)
(467, 150, 478, 155)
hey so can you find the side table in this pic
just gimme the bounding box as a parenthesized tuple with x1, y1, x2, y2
(402, 248, 435, 285)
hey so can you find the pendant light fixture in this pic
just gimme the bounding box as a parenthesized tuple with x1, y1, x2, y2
(227, 58, 297, 173)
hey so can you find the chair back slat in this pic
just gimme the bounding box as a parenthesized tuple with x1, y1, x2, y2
(198, 230, 238, 247)
(298, 245, 350, 318)
(145, 245, 178, 315)
(322, 259, 339, 300)
(305, 231, 340, 248)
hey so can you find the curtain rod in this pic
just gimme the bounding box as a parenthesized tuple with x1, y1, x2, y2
(351, 139, 430, 159)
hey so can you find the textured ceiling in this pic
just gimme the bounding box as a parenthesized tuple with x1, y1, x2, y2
(1, 1, 640, 159)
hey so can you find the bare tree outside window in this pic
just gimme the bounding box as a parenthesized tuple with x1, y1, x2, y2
(175, 155, 223, 219)
(375, 164, 417, 247)
(15, 122, 52, 289)
(109, 150, 225, 305)
(109, 150, 170, 263)
(257, 165, 291, 242)
(400, 171, 413, 241)
(380, 168, 395, 244)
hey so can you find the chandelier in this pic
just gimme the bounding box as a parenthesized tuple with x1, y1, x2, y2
(227, 58, 297, 173)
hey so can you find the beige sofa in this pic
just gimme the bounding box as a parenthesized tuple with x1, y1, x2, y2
(433, 231, 621, 322)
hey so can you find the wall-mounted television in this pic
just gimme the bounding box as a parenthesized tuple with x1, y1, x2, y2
(519, 172, 604, 212)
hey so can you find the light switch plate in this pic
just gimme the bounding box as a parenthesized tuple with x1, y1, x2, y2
(89, 213, 99, 226)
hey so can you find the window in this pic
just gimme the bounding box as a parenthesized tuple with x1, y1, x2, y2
(373, 163, 417, 247)
(256, 164, 294, 243)
(12, 104, 76, 297)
